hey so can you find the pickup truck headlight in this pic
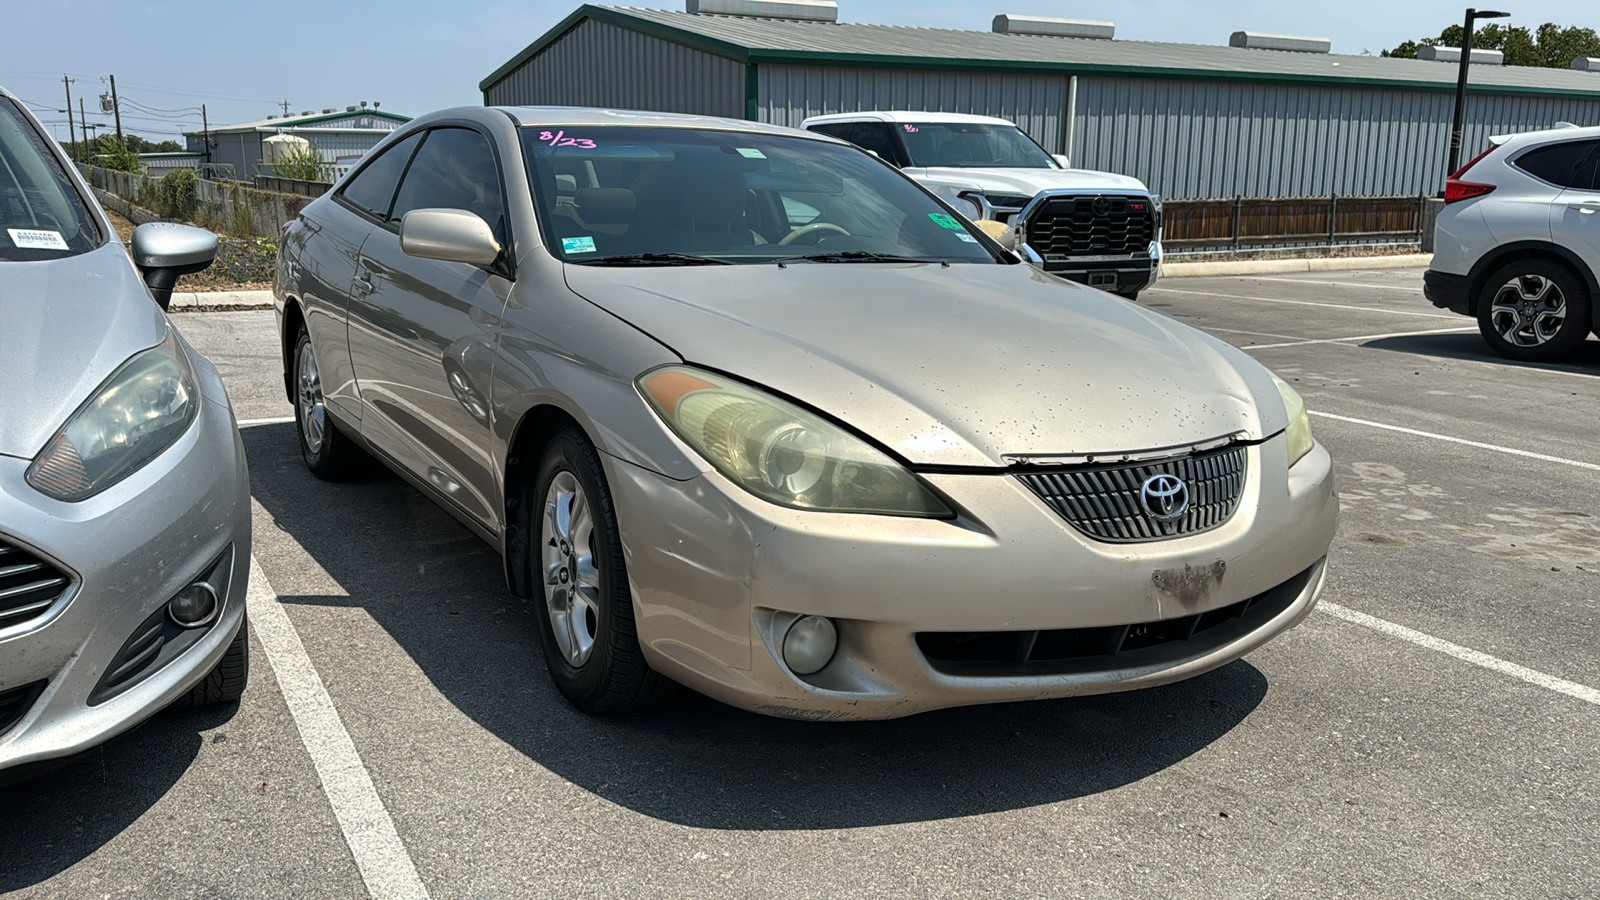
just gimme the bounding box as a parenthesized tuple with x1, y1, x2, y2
(27, 331, 199, 501)
(1269, 373, 1314, 467)
(639, 366, 952, 518)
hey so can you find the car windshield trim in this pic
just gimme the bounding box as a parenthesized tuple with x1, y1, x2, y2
(0, 97, 103, 262)
(895, 122, 1058, 170)
(521, 125, 1004, 268)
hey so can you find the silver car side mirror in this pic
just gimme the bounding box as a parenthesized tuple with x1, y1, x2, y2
(131, 222, 218, 311)
(400, 208, 501, 267)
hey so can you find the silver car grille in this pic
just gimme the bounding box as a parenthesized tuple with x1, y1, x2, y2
(1016, 445, 1248, 542)
(0, 538, 71, 629)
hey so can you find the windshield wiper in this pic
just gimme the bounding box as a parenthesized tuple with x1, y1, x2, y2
(774, 251, 935, 264)
(579, 252, 731, 266)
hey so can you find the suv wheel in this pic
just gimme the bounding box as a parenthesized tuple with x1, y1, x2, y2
(1475, 260, 1591, 362)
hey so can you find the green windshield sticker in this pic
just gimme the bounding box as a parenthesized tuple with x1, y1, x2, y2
(954, 232, 979, 243)
(928, 213, 963, 230)
(562, 236, 597, 254)
(735, 147, 767, 159)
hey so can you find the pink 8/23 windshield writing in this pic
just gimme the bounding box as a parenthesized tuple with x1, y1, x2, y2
(538, 130, 597, 149)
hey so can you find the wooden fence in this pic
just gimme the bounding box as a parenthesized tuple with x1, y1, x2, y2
(254, 175, 334, 198)
(1162, 195, 1429, 250)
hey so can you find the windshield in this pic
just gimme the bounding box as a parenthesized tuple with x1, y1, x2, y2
(522, 126, 1000, 265)
(896, 122, 1056, 169)
(0, 98, 100, 262)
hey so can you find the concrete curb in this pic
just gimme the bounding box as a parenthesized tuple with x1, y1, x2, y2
(168, 290, 274, 311)
(1162, 253, 1432, 278)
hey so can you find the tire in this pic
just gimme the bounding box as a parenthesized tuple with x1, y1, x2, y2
(292, 328, 368, 479)
(531, 428, 676, 714)
(171, 618, 249, 709)
(1475, 259, 1591, 362)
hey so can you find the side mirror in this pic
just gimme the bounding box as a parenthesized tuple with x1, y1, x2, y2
(400, 208, 501, 267)
(1052, 154, 1072, 169)
(131, 222, 218, 311)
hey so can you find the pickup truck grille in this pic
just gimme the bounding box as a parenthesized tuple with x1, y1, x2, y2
(1024, 195, 1155, 257)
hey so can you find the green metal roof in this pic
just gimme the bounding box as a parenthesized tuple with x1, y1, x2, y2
(483, 4, 1600, 99)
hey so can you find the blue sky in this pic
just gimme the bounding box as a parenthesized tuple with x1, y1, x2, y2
(3, 0, 1595, 144)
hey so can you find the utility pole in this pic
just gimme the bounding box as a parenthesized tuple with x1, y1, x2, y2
(108, 74, 124, 143)
(201, 103, 211, 165)
(280, 99, 291, 117)
(79, 98, 90, 157)
(62, 75, 77, 160)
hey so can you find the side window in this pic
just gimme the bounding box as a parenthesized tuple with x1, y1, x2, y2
(1514, 139, 1600, 189)
(339, 131, 423, 220)
(389, 127, 506, 243)
(808, 123, 901, 165)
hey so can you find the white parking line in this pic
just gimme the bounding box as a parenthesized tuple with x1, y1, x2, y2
(1148, 286, 1458, 319)
(1308, 410, 1600, 472)
(238, 415, 295, 427)
(1320, 602, 1600, 708)
(1243, 326, 1476, 349)
(248, 555, 432, 900)
(1241, 276, 1423, 293)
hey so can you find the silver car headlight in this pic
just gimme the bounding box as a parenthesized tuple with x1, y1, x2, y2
(27, 331, 198, 502)
(639, 365, 952, 518)
(1270, 373, 1314, 468)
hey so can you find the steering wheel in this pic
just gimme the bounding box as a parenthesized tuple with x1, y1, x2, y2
(778, 222, 851, 246)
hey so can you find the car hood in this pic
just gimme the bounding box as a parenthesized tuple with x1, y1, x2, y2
(904, 166, 1151, 197)
(564, 263, 1285, 468)
(0, 243, 167, 459)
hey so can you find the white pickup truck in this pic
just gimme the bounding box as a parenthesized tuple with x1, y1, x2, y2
(803, 111, 1162, 299)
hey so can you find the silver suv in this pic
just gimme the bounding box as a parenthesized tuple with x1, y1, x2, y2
(1425, 125, 1600, 361)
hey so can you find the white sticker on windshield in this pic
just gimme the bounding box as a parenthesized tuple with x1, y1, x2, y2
(735, 147, 767, 159)
(8, 228, 68, 250)
(954, 232, 979, 243)
(562, 236, 597, 254)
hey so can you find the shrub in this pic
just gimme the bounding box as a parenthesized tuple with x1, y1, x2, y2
(157, 168, 200, 220)
(272, 140, 329, 182)
(93, 136, 145, 174)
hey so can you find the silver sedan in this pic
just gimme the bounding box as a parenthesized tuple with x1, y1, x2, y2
(275, 106, 1336, 720)
(0, 87, 250, 774)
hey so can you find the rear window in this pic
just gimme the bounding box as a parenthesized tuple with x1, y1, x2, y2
(1513, 139, 1600, 189)
(0, 97, 101, 262)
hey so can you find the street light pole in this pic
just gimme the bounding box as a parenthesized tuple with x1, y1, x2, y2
(1447, 7, 1510, 178)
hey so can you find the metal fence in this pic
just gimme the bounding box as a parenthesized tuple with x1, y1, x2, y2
(79, 164, 312, 240)
(1163, 195, 1428, 251)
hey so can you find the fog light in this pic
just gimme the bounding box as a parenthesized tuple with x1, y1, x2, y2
(167, 582, 218, 628)
(782, 616, 837, 675)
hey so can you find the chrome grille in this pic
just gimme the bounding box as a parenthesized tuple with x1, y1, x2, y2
(0, 538, 71, 629)
(1016, 445, 1248, 542)
(1024, 195, 1156, 257)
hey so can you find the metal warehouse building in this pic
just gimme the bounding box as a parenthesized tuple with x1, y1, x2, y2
(184, 107, 411, 181)
(480, 2, 1600, 200)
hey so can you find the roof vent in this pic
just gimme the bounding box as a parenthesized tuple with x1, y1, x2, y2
(992, 15, 1113, 40)
(300, 110, 313, 116)
(266, 115, 277, 120)
(685, 0, 837, 22)
(1229, 31, 1331, 54)
(1572, 57, 1600, 71)
(1417, 45, 1504, 65)
(347, 105, 359, 111)
(322, 108, 337, 113)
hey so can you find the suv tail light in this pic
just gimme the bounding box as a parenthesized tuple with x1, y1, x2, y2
(1444, 145, 1497, 204)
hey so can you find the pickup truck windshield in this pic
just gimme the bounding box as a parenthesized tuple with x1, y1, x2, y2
(0, 98, 100, 262)
(523, 126, 1001, 265)
(897, 122, 1056, 169)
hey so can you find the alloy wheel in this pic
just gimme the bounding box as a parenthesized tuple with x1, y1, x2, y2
(1488, 274, 1567, 347)
(541, 471, 601, 667)
(296, 339, 326, 456)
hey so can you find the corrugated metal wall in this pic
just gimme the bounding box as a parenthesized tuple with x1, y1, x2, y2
(1074, 77, 1600, 199)
(757, 64, 1070, 152)
(483, 19, 745, 118)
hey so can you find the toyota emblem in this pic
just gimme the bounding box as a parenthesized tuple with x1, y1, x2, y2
(1092, 196, 1113, 216)
(1139, 474, 1189, 523)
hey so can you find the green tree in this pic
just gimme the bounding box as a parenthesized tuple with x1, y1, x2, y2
(270, 140, 329, 182)
(1383, 21, 1600, 68)
(91, 135, 144, 173)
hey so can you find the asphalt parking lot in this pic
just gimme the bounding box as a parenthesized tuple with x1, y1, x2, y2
(4, 267, 1598, 899)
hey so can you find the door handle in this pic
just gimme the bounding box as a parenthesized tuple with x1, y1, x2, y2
(351, 275, 375, 296)
(1568, 199, 1600, 213)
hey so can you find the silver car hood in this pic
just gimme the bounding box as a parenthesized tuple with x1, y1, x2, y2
(0, 243, 167, 459)
(903, 167, 1151, 196)
(566, 263, 1285, 468)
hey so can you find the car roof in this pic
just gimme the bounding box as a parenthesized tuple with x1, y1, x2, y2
(495, 105, 822, 139)
(801, 111, 1019, 128)
(1490, 123, 1600, 148)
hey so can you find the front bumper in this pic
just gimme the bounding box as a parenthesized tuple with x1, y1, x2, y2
(1423, 269, 1472, 317)
(607, 434, 1337, 720)
(0, 382, 251, 770)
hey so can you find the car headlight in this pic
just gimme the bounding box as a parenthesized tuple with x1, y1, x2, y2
(26, 331, 198, 501)
(639, 366, 952, 518)
(1270, 373, 1314, 468)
